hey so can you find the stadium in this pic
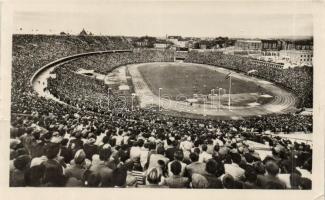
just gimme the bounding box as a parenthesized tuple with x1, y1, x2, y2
(10, 34, 313, 189)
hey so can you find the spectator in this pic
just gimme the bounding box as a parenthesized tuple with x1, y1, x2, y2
(10, 155, 31, 186)
(203, 159, 224, 189)
(163, 161, 189, 188)
(186, 152, 206, 177)
(191, 173, 209, 189)
(224, 153, 245, 181)
(257, 160, 286, 189)
(65, 149, 87, 180)
(167, 150, 186, 177)
(124, 159, 138, 187)
(199, 144, 212, 163)
(147, 145, 169, 171)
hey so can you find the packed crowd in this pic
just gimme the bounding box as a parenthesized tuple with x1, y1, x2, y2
(10, 111, 312, 188)
(47, 50, 175, 113)
(46, 53, 313, 133)
(10, 35, 313, 188)
(12, 34, 133, 114)
(184, 51, 313, 108)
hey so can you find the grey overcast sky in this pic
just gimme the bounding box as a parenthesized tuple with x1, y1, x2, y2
(13, 0, 313, 38)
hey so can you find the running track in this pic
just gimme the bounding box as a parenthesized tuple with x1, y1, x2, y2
(128, 62, 297, 119)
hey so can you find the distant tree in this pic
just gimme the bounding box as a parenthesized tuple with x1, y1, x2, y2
(79, 28, 88, 36)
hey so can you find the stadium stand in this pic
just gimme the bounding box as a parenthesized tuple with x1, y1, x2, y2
(10, 35, 312, 188)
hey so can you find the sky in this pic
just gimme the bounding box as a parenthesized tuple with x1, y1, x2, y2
(12, 0, 313, 38)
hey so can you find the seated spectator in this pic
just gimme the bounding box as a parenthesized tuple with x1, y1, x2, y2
(83, 170, 101, 187)
(296, 158, 312, 179)
(257, 160, 286, 189)
(180, 136, 193, 152)
(222, 174, 243, 189)
(224, 153, 245, 181)
(130, 140, 142, 163)
(253, 161, 266, 175)
(299, 177, 312, 190)
(191, 173, 209, 189)
(140, 142, 150, 170)
(65, 149, 87, 180)
(203, 159, 223, 189)
(278, 159, 300, 189)
(167, 150, 186, 177)
(68, 131, 84, 156)
(83, 137, 98, 160)
(199, 144, 212, 163)
(163, 161, 189, 188)
(289, 173, 301, 189)
(206, 140, 214, 154)
(139, 168, 167, 188)
(186, 152, 206, 177)
(147, 145, 169, 171)
(24, 164, 46, 186)
(112, 163, 127, 188)
(90, 145, 114, 187)
(10, 155, 31, 187)
(60, 138, 73, 164)
(242, 166, 259, 189)
(124, 159, 137, 187)
(41, 161, 66, 186)
(65, 177, 83, 187)
(165, 139, 178, 161)
(43, 142, 65, 174)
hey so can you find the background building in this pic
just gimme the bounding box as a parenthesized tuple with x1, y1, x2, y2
(235, 40, 262, 50)
(154, 43, 168, 49)
(279, 50, 313, 66)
